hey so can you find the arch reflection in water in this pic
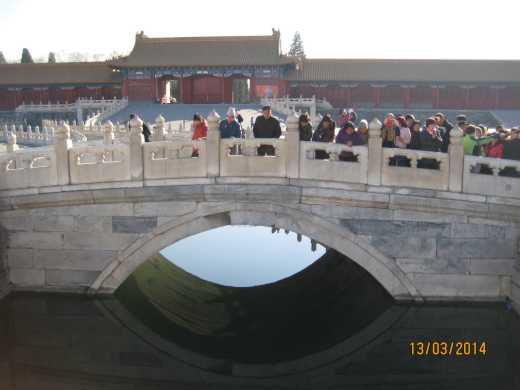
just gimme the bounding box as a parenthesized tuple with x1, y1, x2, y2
(160, 225, 326, 287)
(115, 225, 394, 364)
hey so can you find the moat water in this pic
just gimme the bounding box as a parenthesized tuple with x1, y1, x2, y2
(0, 226, 519, 389)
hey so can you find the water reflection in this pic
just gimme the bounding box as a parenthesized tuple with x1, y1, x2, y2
(160, 225, 326, 287)
(0, 293, 519, 389)
(1, 226, 519, 389)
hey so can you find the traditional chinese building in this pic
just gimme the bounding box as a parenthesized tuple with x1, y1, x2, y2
(2, 30, 520, 111)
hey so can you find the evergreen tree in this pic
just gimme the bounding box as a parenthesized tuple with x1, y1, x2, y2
(21, 48, 34, 63)
(0, 51, 6, 64)
(288, 32, 305, 58)
(48, 52, 57, 63)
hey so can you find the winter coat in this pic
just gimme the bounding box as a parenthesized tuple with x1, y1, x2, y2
(503, 139, 520, 161)
(219, 119, 241, 139)
(312, 125, 335, 143)
(335, 129, 363, 146)
(440, 121, 454, 152)
(253, 116, 282, 139)
(192, 121, 208, 140)
(299, 123, 313, 141)
(142, 123, 151, 143)
(381, 126, 398, 148)
(419, 130, 443, 152)
(486, 143, 504, 159)
(408, 129, 422, 150)
(395, 127, 411, 149)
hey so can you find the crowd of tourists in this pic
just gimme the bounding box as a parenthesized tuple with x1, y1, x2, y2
(134, 106, 520, 163)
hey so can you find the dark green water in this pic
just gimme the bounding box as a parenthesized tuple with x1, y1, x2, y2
(0, 231, 519, 389)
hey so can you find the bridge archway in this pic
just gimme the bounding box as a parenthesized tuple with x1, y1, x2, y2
(89, 203, 422, 301)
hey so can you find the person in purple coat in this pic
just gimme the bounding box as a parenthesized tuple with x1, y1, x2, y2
(335, 121, 363, 161)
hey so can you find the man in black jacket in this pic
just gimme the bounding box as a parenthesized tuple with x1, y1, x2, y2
(253, 105, 282, 155)
(434, 112, 453, 153)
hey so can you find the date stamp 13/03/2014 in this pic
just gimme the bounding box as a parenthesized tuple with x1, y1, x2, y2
(409, 341, 487, 357)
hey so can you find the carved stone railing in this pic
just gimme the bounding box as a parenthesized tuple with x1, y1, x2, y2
(1, 112, 519, 202)
(143, 140, 207, 179)
(382, 148, 450, 190)
(1, 124, 54, 146)
(300, 142, 368, 184)
(464, 155, 520, 198)
(220, 138, 287, 177)
(69, 143, 130, 184)
(0, 147, 57, 189)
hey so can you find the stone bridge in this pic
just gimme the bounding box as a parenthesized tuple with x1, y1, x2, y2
(0, 112, 519, 308)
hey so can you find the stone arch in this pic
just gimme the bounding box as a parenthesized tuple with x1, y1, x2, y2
(89, 203, 422, 301)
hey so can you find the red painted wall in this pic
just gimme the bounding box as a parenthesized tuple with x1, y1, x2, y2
(124, 78, 154, 101)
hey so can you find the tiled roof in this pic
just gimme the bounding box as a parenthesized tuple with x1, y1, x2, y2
(119, 31, 290, 67)
(288, 58, 520, 83)
(0, 62, 121, 86)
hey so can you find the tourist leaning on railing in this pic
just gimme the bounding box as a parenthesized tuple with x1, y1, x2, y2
(311, 114, 335, 160)
(417, 118, 444, 169)
(381, 114, 399, 148)
(358, 119, 369, 144)
(335, 121, 363, 162)
(191, 113, 208, 157)
(504, 129, 520, 160)
(219, 108, 241, 139)
(434, 113, 454, 153)
(408, 120, 422, 150)
(298, 113, 313, 141)
(253, 105, 282, 156)
(485, 134, 504, 159)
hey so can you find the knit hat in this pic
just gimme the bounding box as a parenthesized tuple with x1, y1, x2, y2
(343, 121, 355, 130)
(227, 107, 237, 117)
(359, 119, 368, 129)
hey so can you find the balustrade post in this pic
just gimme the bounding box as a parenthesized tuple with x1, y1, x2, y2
(153, 114, 167, 141)
(129, 116, 144, 181)
(54, 122, 72, 185)
(206, 110, 221, 177)
(103, 121, 115, 145)
(367, 117, 383, 186)
(448, 125, 464, 192)
(6, 132, 19, 153)
(285, 112, 300, 179)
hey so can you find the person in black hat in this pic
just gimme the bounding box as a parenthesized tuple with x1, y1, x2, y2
(456, 114, 467, 129)
(434, 112, 453, 153)
(253, 105, 282, 155)
(405, 114, 416, 130)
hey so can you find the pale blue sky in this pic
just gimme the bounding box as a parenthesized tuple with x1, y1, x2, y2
(1, 0, 518, 61)
(160, 226, 325, 287)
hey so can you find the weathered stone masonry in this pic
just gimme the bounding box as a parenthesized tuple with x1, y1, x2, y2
(0, 181, 519, 306)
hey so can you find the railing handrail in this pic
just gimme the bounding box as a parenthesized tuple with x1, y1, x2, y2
(1, 116, 519, 201)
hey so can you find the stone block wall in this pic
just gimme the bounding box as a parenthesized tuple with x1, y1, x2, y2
(0, 182, 519, 302)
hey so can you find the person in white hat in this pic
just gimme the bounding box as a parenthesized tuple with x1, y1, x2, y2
(219, 107, 241, 139)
